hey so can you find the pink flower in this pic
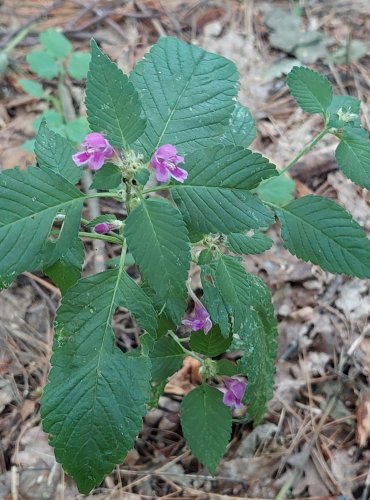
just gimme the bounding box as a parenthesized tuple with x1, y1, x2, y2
(72, 132, 114, 171)
(220, 377, 247, 410)
(94, 220, 121, 234)
(150, 144, 187, 183)
(182, 302, 212, 334)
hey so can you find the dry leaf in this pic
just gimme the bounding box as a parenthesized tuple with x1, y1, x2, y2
(356, 392, 370, 447)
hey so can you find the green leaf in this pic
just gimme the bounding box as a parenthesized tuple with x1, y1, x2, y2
(149, 335, 184, 381)
(277, 195, 370, 278)
(43, 203, 83, 267)
(33, 110, 64, 134)
(172, 145, 276, 234)
(201, 280, 231, 337)
(257, 174, 296, 206)
(86, 40, 146, 148)
(44, 238, 84, 293)
(327, 95, 361, 128)
(0, 167, 84, 282)
(181, 385, 232, 475)
(130, 36, 239, 158)
(189, 326, 231, 357)
(335, 129, 370, 189)
(26, 50, 60, 79)
(41, 269, 155, 493)
(67, 51, 91, 80)
(220, 102, 256, 148)
(90, 163, 122, 190)
(35, 122, 82, 184)
(64, 117, 89, 144)
(287, 66, 333, 116)
(22, 139, 35, 153)
(18, 78, 44, 98)
(216, 359, 239, 377)
(40, 28, 72, 60)
(125, 198, 190, 323)
(234, 274, 277, 423)
(226, 232, 273, 255)
(205, 255, 252, 332)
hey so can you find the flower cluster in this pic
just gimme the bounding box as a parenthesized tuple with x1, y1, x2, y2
(72, 132, 114, 170)
(221, 377, 247, 409)
(181, 302, 212, 334)
(149, 144, 187, 183)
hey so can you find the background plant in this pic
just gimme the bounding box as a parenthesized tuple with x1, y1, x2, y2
(19, 27, 90, 151)
(1, 35, 370, 494)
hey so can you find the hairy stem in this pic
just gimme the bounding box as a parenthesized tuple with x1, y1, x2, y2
(168, 330, 203, 363)
(78, 232, 123, 245)
(254, 128, 328, 192)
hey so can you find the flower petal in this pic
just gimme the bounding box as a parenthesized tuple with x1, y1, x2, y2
(88, 152, 106, 170)
(170, 167, 188, 183)
(85, 132, 108, 148)
(156, 144, 178, 159)
(72, 151, 90, 166)
(154, 163, 171, 183)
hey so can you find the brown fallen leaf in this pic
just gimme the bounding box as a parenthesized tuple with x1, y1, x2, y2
(356, 392, 370, 447)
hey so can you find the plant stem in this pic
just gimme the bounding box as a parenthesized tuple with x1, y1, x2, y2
(254, 128, 328, 192)
(168, 331, 203, 363)
(278, 128, 328, 177)
(78, 232, 123, 245)
(142, 184, 172, 195)
(85, 192, 123, 200)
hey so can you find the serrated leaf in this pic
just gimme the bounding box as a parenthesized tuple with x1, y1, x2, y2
(149, 335, 184, 381)
(44, 238, 84, 293)
(19, 78, 45, 98)
(43, 202, 83, 267)
(41, 268, 156, 493)
(277, 195, 370, 278)
(327, 95, 361, 128)
(0, 167, 84, 282)
(226, 232, 273, 255)
(130, 36, 239, 158)
(257, 173, 296, 206)
(206, 255, 252, 332)
(67, 51, 91, 80)
(189, 326, 231, 357)
(181, 385, 232, 475)
(90, 163, 122, 190)
(40, 28, 72, 60)
(201, 280, 231, 337)
(125, 198, 190, 323)
(172, 145, 276, 234)
(26, 50, 60, 79)
(86, 40, 146, 148)
(287, 66, 333, 116)
(35, 122, 82, 184)
(232, 274, 277, 423)
(220, 103, 256, 148)
(33, 110, 64, 133)
(335, 129, 370, 189)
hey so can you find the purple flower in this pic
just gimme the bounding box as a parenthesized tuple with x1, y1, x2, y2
(220, 377, 247, 410)
(150, 144, 187, 183)
(94, 220, 121, 234)
(182, 302, 212, 334)
(72, 132, 114, 171)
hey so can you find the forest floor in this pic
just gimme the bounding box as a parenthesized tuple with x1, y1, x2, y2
(1, 0, 370, 498)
